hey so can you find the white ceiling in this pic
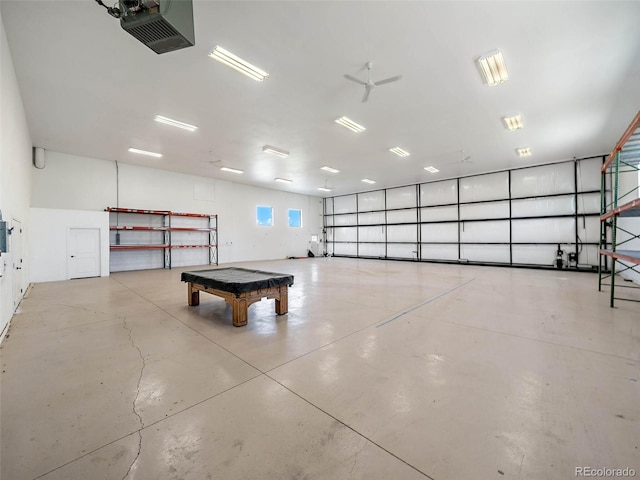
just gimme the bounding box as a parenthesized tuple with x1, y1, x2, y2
(2, 0, 640, 197)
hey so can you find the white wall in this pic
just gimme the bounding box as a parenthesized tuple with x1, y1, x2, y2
(31, 151, 324, 269)
(31, 150, 117, 211)
(0, 9, 32, 339)
(29, 208, 109, 282)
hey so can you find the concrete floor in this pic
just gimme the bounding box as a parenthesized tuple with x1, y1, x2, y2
(1, 258, 639, 480)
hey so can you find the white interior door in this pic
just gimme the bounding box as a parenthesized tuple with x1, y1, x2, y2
(68, 228, 100, 279)
(12, 219, 23, 309)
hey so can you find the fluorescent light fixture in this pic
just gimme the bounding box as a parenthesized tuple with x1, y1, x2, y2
(275, 177, 293, 183)
(389, 147, 410, 157)
(335, 116, 366, 133)
(209, 46, 269, 82)
(477, 50, 509, 86)
(317, 187, 332, 192)
(321, 166, 340, 173)
(424, 166, 440, 173)
(262, 145, 289, 158)
(128, 147, 162, 158)
(361, 178, 376, 184)
(220, 166, 243, 174)
(154, 115, 198, 132)
(503, 114, 524, 131)
(516, 147, 532, 157)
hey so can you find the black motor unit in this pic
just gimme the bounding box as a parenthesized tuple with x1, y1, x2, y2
(119, 0, 195, 54)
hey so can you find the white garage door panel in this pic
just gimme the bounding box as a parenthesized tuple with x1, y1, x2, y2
(512, 218, 575, 243)
(421, 179, 457, 206)
(386, 186, 417, 209)
(357, 190, 385, 212)
(421, 223, 458, 243)
(460, 220, 509, 243)
(421, 206, 458, 222)
(460, 245, 510, 263)
(359, 243, 386, 257)
(459, 172, 509, 203)
(420, 244, 458, 261)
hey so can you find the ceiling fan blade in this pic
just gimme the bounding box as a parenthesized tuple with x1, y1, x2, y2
(374, 75, 402, 86)
(344, 74, 367, 86)
(362, 86, 372, 103)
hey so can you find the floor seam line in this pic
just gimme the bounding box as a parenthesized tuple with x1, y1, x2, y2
(264, 278, 477, 374)
(31, 372, 265, 480)
(375, 278, 476, 328)
(263, 315, 397, 373)
(109, 276, 265, 374)
(165, 310, 266, 373)
(264, 372, 436, 480)
(442, 319, 639, 363)
(140, 373, 265, 430)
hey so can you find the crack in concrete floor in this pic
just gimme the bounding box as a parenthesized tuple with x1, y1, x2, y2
(121, 316, 146, 480)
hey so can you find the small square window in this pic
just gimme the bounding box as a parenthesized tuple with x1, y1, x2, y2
(288, 209, 302, 228)
(257, 206, 273, 226)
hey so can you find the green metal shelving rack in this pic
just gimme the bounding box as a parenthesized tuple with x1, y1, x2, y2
(598, 111, 640, 307)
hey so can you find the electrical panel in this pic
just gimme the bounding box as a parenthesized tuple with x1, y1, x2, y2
(0, 221, 6, 253)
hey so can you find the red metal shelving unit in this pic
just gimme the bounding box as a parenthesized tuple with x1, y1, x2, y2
(110, 225, 168, 231)
(107, 207, 171, 215)
(110, 244, 169, 250)
(106, 208, 218, 269)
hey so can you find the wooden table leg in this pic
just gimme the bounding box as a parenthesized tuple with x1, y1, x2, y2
(275, 285, 288, 315)
(188, 283, 200, 306)
(232, 295, 248, 327)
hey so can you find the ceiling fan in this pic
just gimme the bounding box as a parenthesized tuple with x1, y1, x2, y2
(452, 150, 473, 165)
(459, 151, 473, 164)
(344, 62, 402, 103)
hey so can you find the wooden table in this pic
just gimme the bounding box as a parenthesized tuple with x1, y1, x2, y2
(181, 267, 294, 327)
